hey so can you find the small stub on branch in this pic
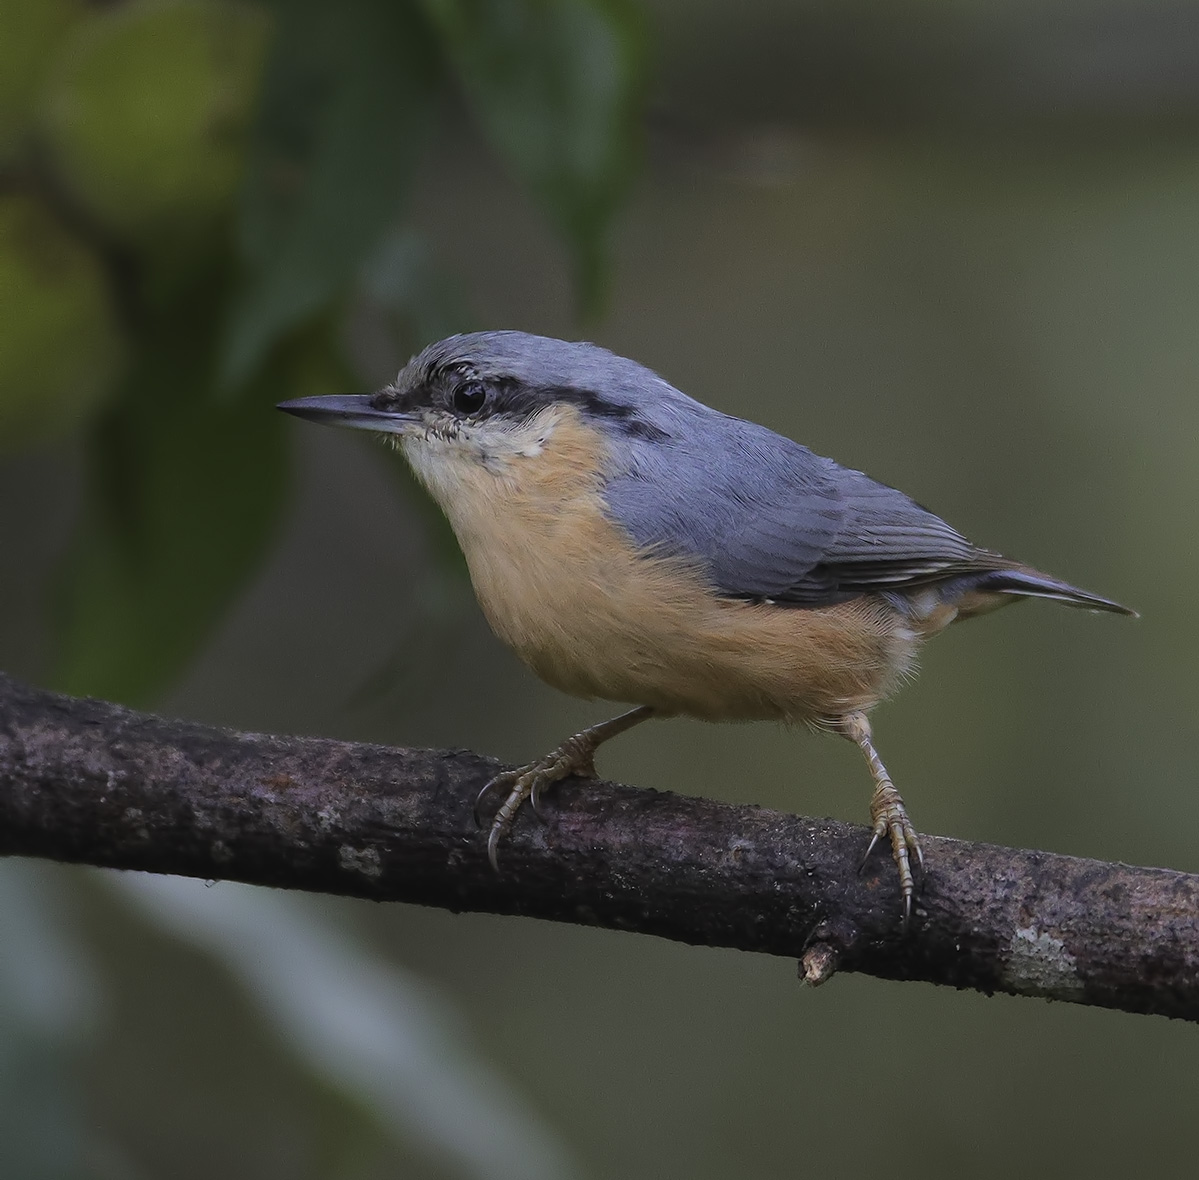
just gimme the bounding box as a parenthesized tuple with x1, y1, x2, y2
(1004, 924, 1085, 1002)
(800, 942, 840, 987)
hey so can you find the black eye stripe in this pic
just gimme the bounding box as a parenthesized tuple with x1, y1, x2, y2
(420, 370, 669, 441)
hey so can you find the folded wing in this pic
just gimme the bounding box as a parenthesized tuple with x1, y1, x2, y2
(603, 411, 1008, 606)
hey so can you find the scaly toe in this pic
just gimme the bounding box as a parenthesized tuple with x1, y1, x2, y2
(888, 815, 919, 925)
(865, 790, 924, 926)
(485, 771, 538, 871)
(886, 818, 915, 928)
(474, 770, 518, 829)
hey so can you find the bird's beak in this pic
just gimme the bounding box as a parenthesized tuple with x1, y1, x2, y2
(276, 394, 419, 434)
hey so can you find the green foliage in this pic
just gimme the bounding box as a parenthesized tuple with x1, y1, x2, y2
(54, 267, 291, 705)
(41, 0, 270, 252)
(0, 194, 125, 451)
(423, 0, 646, 314)
(0, 0, 83, 161)
(222, 0, 439, 386)
(0, 0, 646, 703)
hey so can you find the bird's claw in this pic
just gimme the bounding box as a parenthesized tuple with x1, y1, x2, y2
(475, 767, 532, 870)
(529, 776, 550, 823)
(473, 737, 596, 870)
(861, 782, 924, 928)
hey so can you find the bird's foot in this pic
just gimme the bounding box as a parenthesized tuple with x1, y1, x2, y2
(474, 734, 597, 871)
(861, 781, 925, 927)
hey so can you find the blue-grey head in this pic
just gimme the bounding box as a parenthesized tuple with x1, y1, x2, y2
(277, 330, 692, 456)
(274, 330, 743, 554)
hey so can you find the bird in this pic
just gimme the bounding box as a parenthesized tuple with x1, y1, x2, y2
(278, 331, 1135, 923)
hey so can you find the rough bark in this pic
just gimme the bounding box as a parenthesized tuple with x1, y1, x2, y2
(1, 672, 1196, 1020)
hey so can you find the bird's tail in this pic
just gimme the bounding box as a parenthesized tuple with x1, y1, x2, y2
(971, 565, 1138, 617)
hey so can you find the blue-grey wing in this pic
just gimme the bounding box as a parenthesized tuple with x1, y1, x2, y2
(784, 465, 989, 603)
(601, 410, 991, 604)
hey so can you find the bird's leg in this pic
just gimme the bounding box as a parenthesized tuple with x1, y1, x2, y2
(476, 706, 655, 870)
(840, 711, 924, 925)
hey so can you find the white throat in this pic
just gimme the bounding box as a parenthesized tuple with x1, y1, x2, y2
(398, 404, 566, 506)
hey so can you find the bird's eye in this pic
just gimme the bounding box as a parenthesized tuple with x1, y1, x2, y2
(452, 382, 488, 416)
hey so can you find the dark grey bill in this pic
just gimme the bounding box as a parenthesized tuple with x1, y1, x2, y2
(276, 395, 417, 433)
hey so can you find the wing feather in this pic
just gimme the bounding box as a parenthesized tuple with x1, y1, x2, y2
(602, 410, 997, 605)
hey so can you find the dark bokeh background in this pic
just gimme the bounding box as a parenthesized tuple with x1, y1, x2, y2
(2, 1, 1198, 1177)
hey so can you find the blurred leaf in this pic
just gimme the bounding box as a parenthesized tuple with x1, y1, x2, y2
(0, 861, 99, 1180)
(355, 227, 470, 367)
(40, 0, 269, 252)
(421, 0, 647, 313)
(114, 875, 580, 1180)
(54, 271, 290, 705)
(0, 862, 97, 1044)
(0, 193, 126, 452)
(223, 0, 441, 388)
(0, 0, 83, 162)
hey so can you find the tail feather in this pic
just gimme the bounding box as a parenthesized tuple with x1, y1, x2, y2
(973, 566, 1137, 617)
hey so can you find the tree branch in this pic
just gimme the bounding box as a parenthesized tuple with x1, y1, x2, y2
(1, 671, 1195, 1020)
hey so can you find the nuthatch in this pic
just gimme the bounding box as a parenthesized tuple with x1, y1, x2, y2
(279, 331, 1134, 922)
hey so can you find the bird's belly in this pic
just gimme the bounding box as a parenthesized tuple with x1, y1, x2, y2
(459, 498, 918, 725)
(522, 593, 918, 725)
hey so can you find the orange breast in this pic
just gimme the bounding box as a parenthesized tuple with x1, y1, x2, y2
(407, 406, 921, 725)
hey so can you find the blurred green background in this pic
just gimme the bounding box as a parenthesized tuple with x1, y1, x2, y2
(2, 0, 1198, 1176)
